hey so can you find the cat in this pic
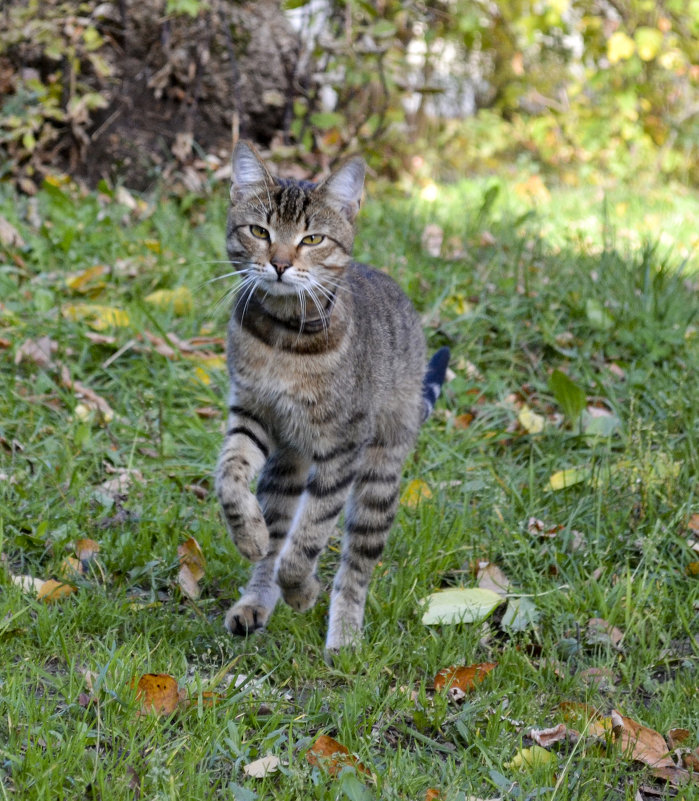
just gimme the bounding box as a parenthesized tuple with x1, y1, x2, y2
(215, 141, 449, 652)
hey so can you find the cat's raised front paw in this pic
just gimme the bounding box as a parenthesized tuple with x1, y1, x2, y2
(225, 598, 272, 636)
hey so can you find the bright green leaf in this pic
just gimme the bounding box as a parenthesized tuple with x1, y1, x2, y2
(549, 369, 586, 423)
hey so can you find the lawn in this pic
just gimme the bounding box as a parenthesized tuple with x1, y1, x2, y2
(0, 169, 697, 801)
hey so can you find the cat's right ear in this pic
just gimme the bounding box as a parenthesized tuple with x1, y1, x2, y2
(230, 141, 272, 202)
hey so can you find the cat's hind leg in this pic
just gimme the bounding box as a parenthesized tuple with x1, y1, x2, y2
(325, 436, 411, 652)
(225, 449, 309, 635)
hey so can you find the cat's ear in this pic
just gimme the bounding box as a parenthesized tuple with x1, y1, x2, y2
(230, 141, 273, 202)
(317, 156, 365, 221)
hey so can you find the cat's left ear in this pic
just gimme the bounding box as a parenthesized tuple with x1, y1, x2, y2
(317, 156, 365, 222)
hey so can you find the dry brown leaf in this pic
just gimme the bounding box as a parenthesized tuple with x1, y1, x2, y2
(37, 579, 76, 602)
(98, 468, 141, 501)
(651, 765, 699, 786)
(586, 617, 624, 648)
(306, 734, 370, 777)
(185, 483, 209, 500)
(682, 749, 699, 771)
(611, 710, 675, 768)
(178, 536, 206, 600)
(134, 673, 181, 716)
(15, 336, 58, 368)
(476, 562, 511, 597)
(667, 728, 691, 749)
(687, 514, 699, 534)
(529, 723, 578, 747)
(424, 790, 442, 801)
(434, 663, 497, 699)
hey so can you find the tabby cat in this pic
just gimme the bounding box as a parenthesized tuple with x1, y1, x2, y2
(215, 141, 449, 652)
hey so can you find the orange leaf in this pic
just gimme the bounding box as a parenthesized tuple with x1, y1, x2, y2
(688, 513, 699, 533)
(37, 579, 76, 602)
(75, 538, 100, 562)
(453, 412, 474, 430)
(424, 790, 443, 801)
(434, 663, 497, 695)
(306, 735, 369, 777)
(134, 673, 181, 716)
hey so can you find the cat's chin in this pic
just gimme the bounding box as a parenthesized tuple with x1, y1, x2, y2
(259, 279, 299, 298)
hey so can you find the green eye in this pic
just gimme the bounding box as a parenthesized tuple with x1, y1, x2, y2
(301, 234, 324, 246)
(250, 225, 269, 239)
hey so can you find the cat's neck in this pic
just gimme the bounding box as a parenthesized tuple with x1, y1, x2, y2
(245, 286, 338, 335)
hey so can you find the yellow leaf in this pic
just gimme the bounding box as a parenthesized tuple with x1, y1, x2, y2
(63, 303, 130, 331)
(504, 745, 556, 770)
(37, 579, 76, 602)
(518, 404, 545, 434)
(193, 366, 211, 385)
(607, 31, 635, 63)
(144, 238, 161, 253)
(145, 286, 193, 315)
(65, 265, 109, 294)
(133, 673, 181, 716)
(547, 467, 590, 490)
(401, 478, 432, 508)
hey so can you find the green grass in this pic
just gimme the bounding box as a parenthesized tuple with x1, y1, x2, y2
(0, 172, 697, 801)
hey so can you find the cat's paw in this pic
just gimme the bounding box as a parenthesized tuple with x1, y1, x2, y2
(227, 498, 270, 562)
(224, 598, 272, 636)
(277, 569, 320, 612)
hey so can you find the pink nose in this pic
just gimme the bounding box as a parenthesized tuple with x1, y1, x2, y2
(271, 258, 291, 278)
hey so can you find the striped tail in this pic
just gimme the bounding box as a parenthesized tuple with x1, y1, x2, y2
(421, 346, 450, 422)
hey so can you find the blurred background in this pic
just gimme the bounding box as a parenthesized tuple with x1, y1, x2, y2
(1, 0, 698, 194)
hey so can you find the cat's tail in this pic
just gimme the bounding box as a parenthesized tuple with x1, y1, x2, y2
(421, 346, 450, 422)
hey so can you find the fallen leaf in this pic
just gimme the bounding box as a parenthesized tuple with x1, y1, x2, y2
(37, 579, 76, 602)
(75, 538, 100, 562)
(611, 711, 675, 768)
(476, 562, 511, 596)
(14, 336, 58, 368)
(63, 303, 130, 330)
(504, 745, 555, 770)
(0, 216, 25, 247)
(134, 673, 181, 716)
(60, 365, 115, 422)
(434, 663, 497, 699)
(424, 791, 442, 801)
(145, 286, 193, 315)
(11, 574, 46, 594)
(688, 514, 699, 534)
(306, 734, 369, 777)
(177, 536, 206, 600)
(421, 224, 443, 257)
(59, 556, 83, 579)
(547, 467, 590, 491)
(586, 617, 624, 649)
(65, 264, 110, 294)
(518, 404, 545, 434)
(421, 587, 503, 625)
(667, 728, 691, 749)
(243, 754, 281, 778)
(453, 412, 474, 430)
(529, 723, 577, 748)
(401, 478, 432, 508)
(651, 765, 699, 786)
(195, 406, 220, 419)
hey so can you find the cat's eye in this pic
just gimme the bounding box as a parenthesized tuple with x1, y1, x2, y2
(249, 225, 270, 239)
(300, 234, 324, 246)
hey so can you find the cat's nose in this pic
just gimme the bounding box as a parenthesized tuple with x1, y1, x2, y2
(270, 258, 292, 279)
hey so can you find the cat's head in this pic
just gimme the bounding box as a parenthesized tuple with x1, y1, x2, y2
(226, 141, 365, 299)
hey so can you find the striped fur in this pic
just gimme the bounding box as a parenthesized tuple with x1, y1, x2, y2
(215, 141, 449, 651)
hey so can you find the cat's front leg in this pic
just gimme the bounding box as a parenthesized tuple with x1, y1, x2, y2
(225, 450, 309, 635)
(215, 404, 272, 562)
